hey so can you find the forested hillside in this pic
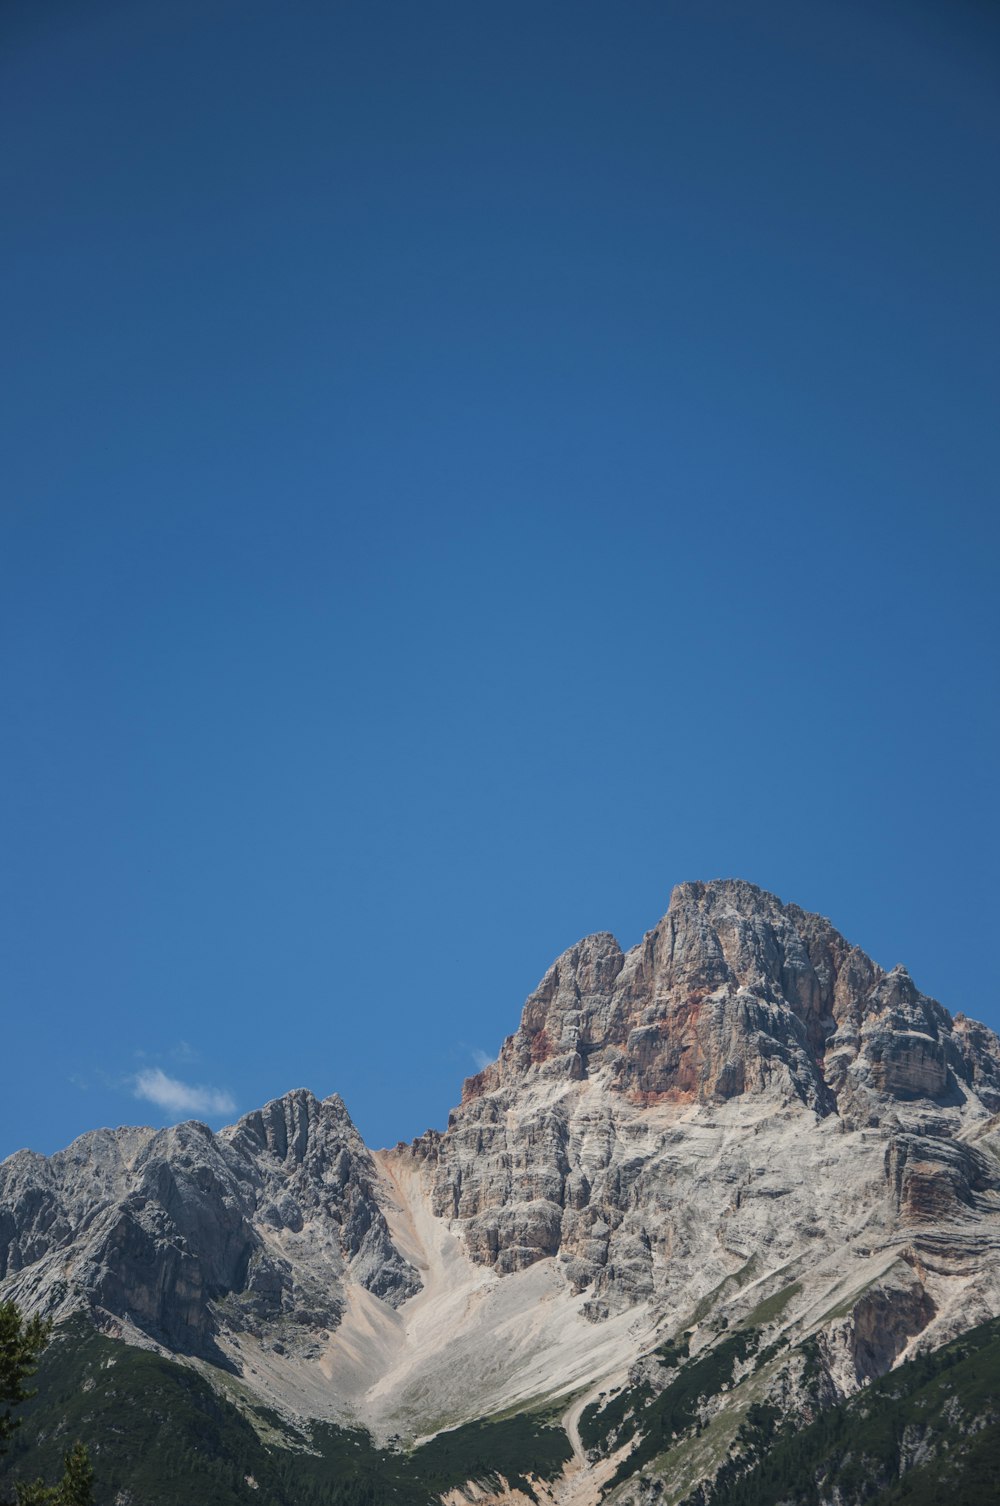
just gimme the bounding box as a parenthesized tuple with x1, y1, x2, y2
(0, 1318, 570, 1506)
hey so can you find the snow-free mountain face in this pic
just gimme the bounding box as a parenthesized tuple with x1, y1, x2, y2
(3, 880, 1000, 1495)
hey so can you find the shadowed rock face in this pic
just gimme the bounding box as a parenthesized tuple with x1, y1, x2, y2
(0, 1090, 419, 1361)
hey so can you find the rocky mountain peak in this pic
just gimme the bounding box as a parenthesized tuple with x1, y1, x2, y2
(458, 879, 992, 1121)
(418, 881, 1000, 1299)
(0, 1085, 420, 1366)
(223, 1087, 360, 1169)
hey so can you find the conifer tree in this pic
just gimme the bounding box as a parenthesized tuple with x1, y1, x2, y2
(0, 1302, 94, 1506)
(55, 1444, 94, 1506)
(0, 1304, 51, 1459)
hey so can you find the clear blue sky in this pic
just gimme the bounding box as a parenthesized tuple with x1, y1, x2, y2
(2, 0, 998, 1158)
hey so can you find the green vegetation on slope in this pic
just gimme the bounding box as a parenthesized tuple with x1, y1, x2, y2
(681, 1315, 1000, 1506)
(577, 1303, 1000, 1506)
(0, 1319, 571, 1506)
(6, 1309, 1000, 1506)
(580, 1326, 765, 1490)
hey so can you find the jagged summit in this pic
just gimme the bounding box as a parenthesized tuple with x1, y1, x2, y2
(3, 880, 1000, 1464)
(670, 875, 797, 912)
(457, 877, 995, 1122)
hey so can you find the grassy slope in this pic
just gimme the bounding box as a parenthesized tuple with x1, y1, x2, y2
(0, 1318, 571, 1506)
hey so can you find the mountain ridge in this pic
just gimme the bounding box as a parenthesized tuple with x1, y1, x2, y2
(3, 878, 1000, 1502)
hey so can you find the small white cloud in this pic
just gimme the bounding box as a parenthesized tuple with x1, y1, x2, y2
(133, 1067, 235, 1119)
(471, 1048, 493, 1071)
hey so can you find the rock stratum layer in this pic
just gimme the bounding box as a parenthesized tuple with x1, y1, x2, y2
(3, 880, 1000, 1502)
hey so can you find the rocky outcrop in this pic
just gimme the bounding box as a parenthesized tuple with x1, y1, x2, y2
(821, 1261, 938, 1385)
(223, 1090, 418, 1308)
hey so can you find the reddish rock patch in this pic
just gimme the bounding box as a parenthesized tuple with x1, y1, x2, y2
(528, 1027, 555, 1065)
(460, 1066, 498, 1104)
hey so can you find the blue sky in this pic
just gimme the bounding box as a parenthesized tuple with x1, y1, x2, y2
(2, 0, 998, 1158)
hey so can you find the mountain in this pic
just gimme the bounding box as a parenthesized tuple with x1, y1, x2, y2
(3, 879, 1000, 1504)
